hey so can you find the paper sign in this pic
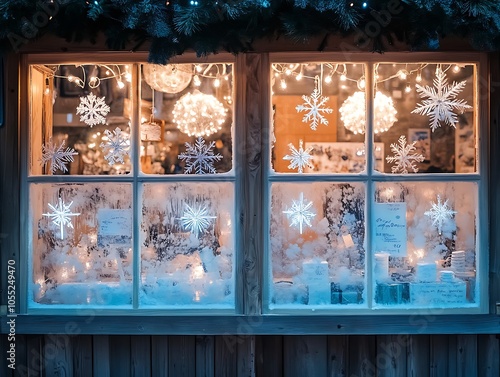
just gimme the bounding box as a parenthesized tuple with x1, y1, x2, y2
(98, 209, 132, 236)
(373, 202, 407, 257)
(410, 282, 466, 305)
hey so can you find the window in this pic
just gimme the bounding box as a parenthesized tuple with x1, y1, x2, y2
(27, 58, 236, 310)
(23, 53, 488, 315)
(266, 56, 487, 313)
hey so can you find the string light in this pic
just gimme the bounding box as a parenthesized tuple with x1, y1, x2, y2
(340, 73, 347, 81)
(213, 77, 221, 88)
(416, 72, 422, 83)
(324, 75, 332, 84)
(405, 84, 412, 93)
(453, 65, 461, 73)
(398, 70, 407, 80)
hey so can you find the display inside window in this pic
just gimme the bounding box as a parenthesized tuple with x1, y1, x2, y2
(271, 63, 379, 174)
(141, 182, 234, 307)
(29, 64, 133, 175)
(374, 63, 476, 174)
(30, 183, 133, 306)
(140, 63, 233, 174)
(373, 182, 478, 307)
(270, 182, 366, 307)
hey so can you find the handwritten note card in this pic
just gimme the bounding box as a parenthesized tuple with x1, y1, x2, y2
(374, 202, 407, 257)
(98, 209, 132, 236)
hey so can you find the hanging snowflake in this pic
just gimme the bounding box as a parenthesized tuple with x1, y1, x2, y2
(283, 192, 316, 234)
(179, 203, 217, 238)
(412, 66, 472, 132)
(283, 139, 314, 173)
(76, 92, 110, 127)
(424, 195, 457, 235)
(385, 135, 425, 174)
(295, 87, 333, 130)
(100, 127, 130, 165)
(40, 139, 78, 173)
(178, 137, 223, 174)
(42, 198, 80, 239)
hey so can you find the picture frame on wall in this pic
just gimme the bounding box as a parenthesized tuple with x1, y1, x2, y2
(408, 128, 431, 163)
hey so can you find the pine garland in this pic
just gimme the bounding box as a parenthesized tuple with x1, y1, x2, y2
(1, 0, 500, 63)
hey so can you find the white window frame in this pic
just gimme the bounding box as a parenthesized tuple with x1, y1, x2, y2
(263, 52, 489, 315)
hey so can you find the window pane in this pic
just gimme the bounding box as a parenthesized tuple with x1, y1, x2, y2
(374, 63, 476, 174)
(140, 63, 233, 175)
(30, 183, 133, 306)
(141, 182, 235, 307)
(269, 182, 366, 307)
(271, 63, 370, 174)
(29, 64, 133, 175)
(373, 182, 478, 307)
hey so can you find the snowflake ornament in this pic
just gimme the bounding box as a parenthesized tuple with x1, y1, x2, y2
(386, 135, 425, 174)
(424, 195, 457, 235)
(283, 139, 314, 173)
(296, 87, 333, 130)
(42, 198, 80, 239)
(40, 139, 78, 173)
(283, 192, 316, 234)
(412, 66, 472, 132)
(178, 137, 223, 174)
(179, 203, 217, 238)
(76, 93, 110, 127)
(100, 127, 130, 165)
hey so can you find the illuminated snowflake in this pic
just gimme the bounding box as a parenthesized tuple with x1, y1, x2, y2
(296, 88, 333, 130)
(412, 66, 472, 132)
(40, 139, 78, 173)
(283, 139, 314, 173)
(424, 195, 457, 235)
(76, 93, 110, 127)
(42, 198, 80, 239)
(179, 203, 217, 238)
(386, 135, 424, 174)
(283, 192, 315, 234)
(100, 127, 130, 165)
(178, 137, 223, 174)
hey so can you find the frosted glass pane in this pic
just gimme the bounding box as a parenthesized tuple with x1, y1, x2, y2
(271, 63, 370, 174)
(30, 183, 133, 306)
(141, 182, 234, 308)
(140, 63, 233, 175)
(374, 63, 476, 174)
(29, 64, 133, 176)
(373, 182, 478, 308)
(270, 182, 366, 307)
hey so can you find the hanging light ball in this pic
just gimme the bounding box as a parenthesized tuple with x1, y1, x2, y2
(339, 91, 397, 135)
(142, 64, 192, 93)
(140, 122, 162, 142)
(172, 90, 227, 137)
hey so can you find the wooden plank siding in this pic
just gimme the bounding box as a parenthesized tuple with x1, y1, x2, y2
(6, 334, 498, 376)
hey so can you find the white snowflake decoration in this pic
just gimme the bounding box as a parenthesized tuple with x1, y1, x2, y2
(40, 139, 78, 173)
(178, 137, 223, 174)
(385, 135, 425, 174)
(412, 66, 472, 132)
(100, 127, 130, 165)
(283, 192, 316, 234)
(424, 195, 457, 235)
(42, 198, 80, 239)
(283, 139, 314, 173)
(76, 92, 110, 127)
(179, 203, 217, 238)
(295, 88, 333, 130)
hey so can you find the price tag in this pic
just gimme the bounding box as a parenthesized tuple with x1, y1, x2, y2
(373, 202, 407, 257)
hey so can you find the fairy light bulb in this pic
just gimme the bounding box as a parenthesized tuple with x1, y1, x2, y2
(398, 70, 407, 80)
(193, 75, 201, 87)
(196, 65, 203, 73)
(296, 72, 303, 81)
(117, 80, 125, 89)
(324, 75, 332, 84)
(405, 84, 412, 93)
(68, 75, 75, 82)
(340, 73, 347, 81)
(213, 77, 221, 88)
(285, 69, 292, 76)
(453, 65, 461, 73)
(416, 72, 422, 83)
(357, 77, 366, 89)
(280, 79, 287, 90)
(125, 72, 132, 82)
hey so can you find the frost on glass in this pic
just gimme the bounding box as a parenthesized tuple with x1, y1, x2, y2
(271, 63, 373, 174)
(141, 183, 234, 307)
(30, 183, 133, 306)
(29, 64, 133, 176)
(373, 182, 478, 308)
(374, 63, 476, 174)
(270, 183, 366, 308)
(140, 63, 233, 175)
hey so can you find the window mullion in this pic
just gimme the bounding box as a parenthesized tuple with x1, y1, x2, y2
(365, 62, 374, 309)
(132, 64, 141, 310)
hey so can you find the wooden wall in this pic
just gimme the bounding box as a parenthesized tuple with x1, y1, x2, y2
(1, 334, 498, 376)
